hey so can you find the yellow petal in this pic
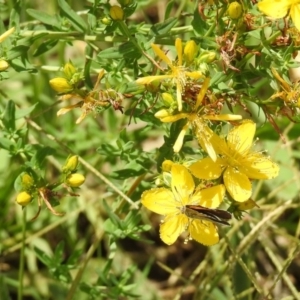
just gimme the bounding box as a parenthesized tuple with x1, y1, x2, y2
(195, 77, 210, 110)
(189, 157, 223, 180)
(0, 27, 15, 43)
(175, 38, 183, 66)
(290, 4, 300, 31)
(189, 220, 219, 245)
(190, 184, 226, 208)
(151, 44, 173, 68)
(160, 214, 188, 245)
(171, 164, 194, 205)
(192, 119, 219, 161)
(136, 74, 173, 85)
(238, 153, 280, 179)
(176, 81, 183, 111)
(257, 0, 292, 18)
(57, 103, 81, 116)
(185, 71, 203, 80)
(76, 112, 88, 124)
(141, 188, 177, 215)
(205, 114, 242, 121)
(226, 120, 256, 155)
(173, 123, 189, 153)
(158, 113, 189, 123)
(224, 167, 252, 202)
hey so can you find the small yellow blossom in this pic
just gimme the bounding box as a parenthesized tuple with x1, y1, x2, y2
(136, 38, 203, 111)
(16, 191, 32, 206)
(141, 164, 225, 245)
(189, 120, 279, 202)
(66, 173, 85, 187)
(257, 0, 300, 31)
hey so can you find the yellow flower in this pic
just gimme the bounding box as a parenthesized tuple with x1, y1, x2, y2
(136, 38, 203, 111)
(189, 120, 279, 202)
(141, 164, 225, 245)
(257, 0, 300, 31)
(154, 78, 242, 159)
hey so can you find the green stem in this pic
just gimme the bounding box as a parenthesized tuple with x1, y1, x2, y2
(204, 7, 227, 37)
(66, 230, 104, 300)
(18, 208, 27, 300)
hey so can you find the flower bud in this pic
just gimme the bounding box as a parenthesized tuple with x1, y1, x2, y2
(110, 5, 124, 21)
(49, 78, 73, 93)
(197, 51, 216, 63)
(236, 198, 258, 211)
(154, 109, 170, 119)
(161, 93, 174, 106)
(184, 40, 198, 64)
(66, 173, 85, 187)
(162, 160, 173, 172)
(16, 191, 32, 206)
(62, 155, 79, 173)
(21, 173, 35, 190)
(145, 80, 160, 93)
(101, 17, 112, 25)
(227, 2, 243, 20)
(0, 60, 9, 71)
(63, 62, 76, 80)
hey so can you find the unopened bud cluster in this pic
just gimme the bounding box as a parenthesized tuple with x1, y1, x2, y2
(62, 155, 85, 188)
(15, 172, 35, 207)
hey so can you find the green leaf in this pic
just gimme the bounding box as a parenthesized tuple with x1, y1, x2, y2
(33, 40, 58, 57)
(15, 103, 38, 119)
(9, 0, 21, 28)
(9, 58, 37, 73)
(191, 7, 208, 35)
(2, 100, 16, 131)
(30, 146, 56, 169)
(26, 9, 61, 27)
(34, 247, 52, 266)
(97, 41, 141, 60)
(164, 0, 175, 20)
(0, 137, 14, 151)
(150, 17, 177, 36)
(102, 200, 122, 228)
(58, 0, 87, 32)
